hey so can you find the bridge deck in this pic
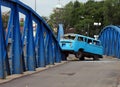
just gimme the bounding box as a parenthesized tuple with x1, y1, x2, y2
(0, 56, 120, 87)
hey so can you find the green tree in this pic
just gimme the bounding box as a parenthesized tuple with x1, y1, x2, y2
(62, 2, 74, 29)
(49, 0, 120, 37)
(2, 14, 9, 30)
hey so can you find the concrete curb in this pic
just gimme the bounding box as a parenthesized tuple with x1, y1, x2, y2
(0, 61, 68, 84)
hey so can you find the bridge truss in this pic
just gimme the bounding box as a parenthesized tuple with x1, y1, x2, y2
(99, 25, 120, 59)
(0, 0, 63, 79)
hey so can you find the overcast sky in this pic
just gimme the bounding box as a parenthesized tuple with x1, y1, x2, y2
(1, 0, 102, 17)
(20, 0, 101, 17)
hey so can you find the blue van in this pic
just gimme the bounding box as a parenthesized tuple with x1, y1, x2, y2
(60, 33, 103, 60)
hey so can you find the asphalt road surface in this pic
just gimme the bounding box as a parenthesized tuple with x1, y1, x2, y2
(1, 57, 120, 87)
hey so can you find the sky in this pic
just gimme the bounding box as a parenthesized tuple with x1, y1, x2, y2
(20, 0, 101, 17)
(2, 0, 102, 17)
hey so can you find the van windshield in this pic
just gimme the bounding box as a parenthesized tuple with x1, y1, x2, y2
(63, 35, 76, 40)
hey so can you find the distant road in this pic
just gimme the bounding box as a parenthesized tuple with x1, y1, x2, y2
(1, 57, 120, 87)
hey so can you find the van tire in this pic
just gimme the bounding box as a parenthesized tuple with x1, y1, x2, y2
(93, 55, 99, 60)
(64, 53, 68, 60)
(79, 56, 85, 61)
(75, 50, 83, 58)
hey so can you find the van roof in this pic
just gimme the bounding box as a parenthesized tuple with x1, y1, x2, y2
(64, 33, 100, 42)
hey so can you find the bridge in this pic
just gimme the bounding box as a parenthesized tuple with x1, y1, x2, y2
(0, 0, 120, 79)
(0, 0, 65, 79)
(99, 25, 120, 58)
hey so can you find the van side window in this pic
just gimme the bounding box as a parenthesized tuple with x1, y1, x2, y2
(88, 39, 92, 44)
(93, 40, 101, 46)
(85, 38, 87, 42)
(78, 37, 83, 41)
(93, 40, 97, 45)
(64, 35, 75, 40)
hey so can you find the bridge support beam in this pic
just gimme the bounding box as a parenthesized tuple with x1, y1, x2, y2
(26, 13, 36, 71)
(44, 32, 49, 65)
(0, 6, 6, 79)
(57, 24, 64, 43)
(55, 44, 61, 63)
(11, 5, 23, 74)
(48, 33, 54, 65)
(37, 23, 45, 67)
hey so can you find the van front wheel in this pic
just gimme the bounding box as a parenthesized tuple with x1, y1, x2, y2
(75, 51, 83, 58)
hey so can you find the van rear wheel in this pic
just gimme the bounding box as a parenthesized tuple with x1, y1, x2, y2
(93, 55, 99, 60)
(79, 56, 85, 61)
(76, 51, 85, 61)
(75, 51, 83, 58)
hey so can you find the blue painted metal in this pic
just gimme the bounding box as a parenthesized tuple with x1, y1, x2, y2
(55, 44, 62, 63)
(48, 33, 54, 65)
(0, 0, 63, 78)
(37, 23, 45, 67)
(44, 31, 49, 65)
(57, 24, 64, 43)
(99, 25, 120, 59)
(0, 5, 6, 79)
(26, 12, 36, 71)
(60, 34, 103, 59)
(52, 42, 56, 62)
(6, 10, 13, 46)
(11, 4, 23, 74)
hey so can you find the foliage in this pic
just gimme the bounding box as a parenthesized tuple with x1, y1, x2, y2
(2, 14, 9, 30)
(20, 22, 24, 27)
(48, 0, 120, 37)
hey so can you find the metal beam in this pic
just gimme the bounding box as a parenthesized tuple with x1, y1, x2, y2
(11, 5, 23, 74)
(0, 5, 6, 79)
(26, 12, 36, 71)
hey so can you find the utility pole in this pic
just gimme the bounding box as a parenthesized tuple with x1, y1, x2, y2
(35, 0, 36, 12)
(58, 0, 60, 5)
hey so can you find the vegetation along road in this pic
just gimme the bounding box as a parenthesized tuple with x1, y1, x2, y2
(0, 56, 120, 87)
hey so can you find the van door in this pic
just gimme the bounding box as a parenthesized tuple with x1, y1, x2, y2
(75, 36, 86, 52)
(85, 39, 103, 55)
